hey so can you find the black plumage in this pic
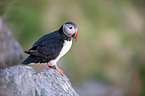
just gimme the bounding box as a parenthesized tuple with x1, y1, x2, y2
(22, 26, 71, 64)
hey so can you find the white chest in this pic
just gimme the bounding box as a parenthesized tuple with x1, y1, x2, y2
(59, 40, 72, 58)
(49, 40, 72, 65)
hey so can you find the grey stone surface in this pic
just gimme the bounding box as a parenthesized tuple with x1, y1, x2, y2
(0, 18, 24, 68)
(0, 65, 79, 96)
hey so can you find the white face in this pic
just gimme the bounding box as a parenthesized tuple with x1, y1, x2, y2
(63, 24, 77, 37)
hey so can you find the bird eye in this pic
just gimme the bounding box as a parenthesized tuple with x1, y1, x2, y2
(69, 27, 72, 29)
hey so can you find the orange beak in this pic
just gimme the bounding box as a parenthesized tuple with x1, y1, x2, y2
(72, 31, 78, 41)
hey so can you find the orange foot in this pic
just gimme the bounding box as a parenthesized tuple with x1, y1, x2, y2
(48, 64, 54, 67)
(47, 64, 64, 76)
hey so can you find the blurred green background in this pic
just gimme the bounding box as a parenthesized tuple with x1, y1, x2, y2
(1, 0, 145, 95)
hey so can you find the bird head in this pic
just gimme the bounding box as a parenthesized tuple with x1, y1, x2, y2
(62, 22, 78, 40)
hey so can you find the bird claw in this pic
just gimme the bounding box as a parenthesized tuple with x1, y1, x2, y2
(48, 64, 64, 76)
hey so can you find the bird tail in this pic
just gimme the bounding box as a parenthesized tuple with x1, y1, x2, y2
(21, 56, 40, 64)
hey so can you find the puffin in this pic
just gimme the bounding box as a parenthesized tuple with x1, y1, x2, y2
(22, 22, 78, 76)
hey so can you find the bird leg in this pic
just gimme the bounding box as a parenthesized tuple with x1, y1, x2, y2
(55, 65, 64, 76)
(47, 64, 64, 76)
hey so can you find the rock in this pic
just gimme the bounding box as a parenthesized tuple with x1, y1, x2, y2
(0, 18, 24, 68)
(0, 65, 79, 96)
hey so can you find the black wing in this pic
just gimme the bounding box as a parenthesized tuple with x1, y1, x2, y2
(30, 31, 58, 50)
(23, 38, 64, 63)
(37, 38, 64, 59)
